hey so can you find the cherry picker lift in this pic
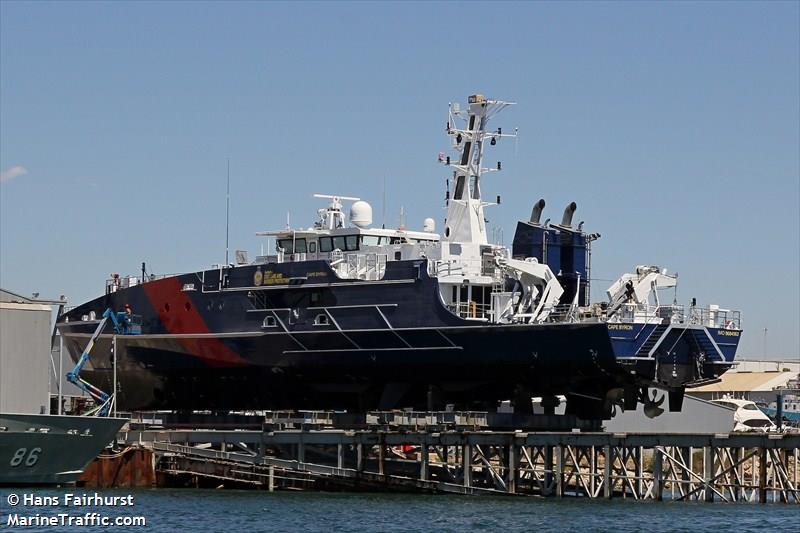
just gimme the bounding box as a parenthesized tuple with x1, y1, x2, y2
(66, 307, 138, 416)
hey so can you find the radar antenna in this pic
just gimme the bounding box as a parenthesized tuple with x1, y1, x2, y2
(313, 194, 360, 230)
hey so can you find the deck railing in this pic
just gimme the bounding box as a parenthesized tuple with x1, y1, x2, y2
(609, 303, 741, 329)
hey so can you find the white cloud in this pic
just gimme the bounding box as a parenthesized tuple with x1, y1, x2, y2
(0, 165, 28, 183)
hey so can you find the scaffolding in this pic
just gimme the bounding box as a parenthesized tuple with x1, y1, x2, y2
(121, 429, 799, 503)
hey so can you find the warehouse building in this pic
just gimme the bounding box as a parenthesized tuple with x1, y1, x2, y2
(0, 288, 55, 414)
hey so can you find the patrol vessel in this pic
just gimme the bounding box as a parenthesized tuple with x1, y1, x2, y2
(0, 413, 125, 485)
(56, 95, 742, 420)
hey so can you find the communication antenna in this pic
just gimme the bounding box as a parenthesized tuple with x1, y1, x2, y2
(382, 175, 387, 229)
(225, 158, 230, 265)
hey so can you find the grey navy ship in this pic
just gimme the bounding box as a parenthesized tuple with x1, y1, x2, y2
(56, 95, 742, 421)
(0, 413, 125, 485)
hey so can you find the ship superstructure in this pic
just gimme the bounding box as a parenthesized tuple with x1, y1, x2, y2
(56, 95, 742, 421)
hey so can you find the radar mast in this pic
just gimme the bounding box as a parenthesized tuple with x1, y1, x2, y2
(441, 94, 515, 244)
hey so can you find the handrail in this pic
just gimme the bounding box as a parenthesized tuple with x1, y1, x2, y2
(605, 303, 741, 329)
(448, 301, 492, 320)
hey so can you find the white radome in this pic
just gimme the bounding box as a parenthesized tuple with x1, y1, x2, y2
(349, 200, 373, 228)
(423, 217, 436, 232)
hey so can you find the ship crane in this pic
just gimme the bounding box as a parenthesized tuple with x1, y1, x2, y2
(606, 265, 678, 319)
(496, 256, 564, 323)
(66, 308, 133, 416)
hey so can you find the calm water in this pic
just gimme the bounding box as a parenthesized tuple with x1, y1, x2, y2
(1, 488, 797, 532)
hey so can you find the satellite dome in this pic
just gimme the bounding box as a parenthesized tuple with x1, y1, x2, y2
(349, 201, 373, 228)
(423, 218, 436, 233)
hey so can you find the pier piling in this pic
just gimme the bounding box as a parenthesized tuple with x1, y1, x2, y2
(99, 428, 800, 502)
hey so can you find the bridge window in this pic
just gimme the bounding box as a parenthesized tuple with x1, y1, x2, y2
(345, 235, 359, 251)
(277, 238, 306, 254)
(309, 241, 317, 253)
(277, 239, 292, 253)
(361, 235, 383, 246)
(319, 237, 333, 252)
(333, 236, 346, 251)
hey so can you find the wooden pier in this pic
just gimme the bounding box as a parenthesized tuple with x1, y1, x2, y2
(116, 429, 800, 503)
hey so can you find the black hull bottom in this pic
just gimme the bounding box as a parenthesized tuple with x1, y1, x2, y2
(63, 322, 637, 419)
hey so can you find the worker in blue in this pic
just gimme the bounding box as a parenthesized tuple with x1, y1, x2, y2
(115, 304, 133, 334)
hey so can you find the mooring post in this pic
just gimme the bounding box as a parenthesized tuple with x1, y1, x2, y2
(704, 445, 714, 502)
(506, 442, 517, 494)
(463, 442, 472, 489)
(420, 443, 429, 481)
(555, 445, 564, 498)
(357, 442, 365, 474)
(731, 447, 741, 502)
(268, 465, 274, 492)
(653, 447, 663, 502)
(378, 436, 386, 476)
(603, 445, 612, 499)
(759, 447, 768, 504)
(635, 446, 644, 499)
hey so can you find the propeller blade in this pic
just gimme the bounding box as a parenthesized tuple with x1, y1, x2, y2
(644, 405, 665, 419)
(649, 389, 666, 407)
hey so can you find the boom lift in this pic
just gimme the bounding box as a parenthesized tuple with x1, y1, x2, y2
(66, 308, 134, 416)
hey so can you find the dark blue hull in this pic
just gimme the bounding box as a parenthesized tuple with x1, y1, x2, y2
(57, 259, 738, 418)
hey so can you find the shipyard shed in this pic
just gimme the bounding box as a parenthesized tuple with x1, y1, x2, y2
(0, 288, 53, 414)
(688, 360, 799, 405)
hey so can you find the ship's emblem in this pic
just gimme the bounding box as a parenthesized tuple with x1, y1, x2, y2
(254, 268, 263, 287)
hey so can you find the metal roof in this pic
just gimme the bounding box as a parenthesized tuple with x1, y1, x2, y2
(0, 288, 34, 303)
(690, 371, 798, 393)
(0, 288, 67, 305)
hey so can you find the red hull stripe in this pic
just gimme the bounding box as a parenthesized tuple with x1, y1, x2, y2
(142, 277, 248, 367)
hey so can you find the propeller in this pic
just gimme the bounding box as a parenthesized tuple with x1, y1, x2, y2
(605, 388, 626, 414)
(643, 389, 666, 419)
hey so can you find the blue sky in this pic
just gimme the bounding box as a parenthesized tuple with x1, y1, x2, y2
(1, 1, 798, 358)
